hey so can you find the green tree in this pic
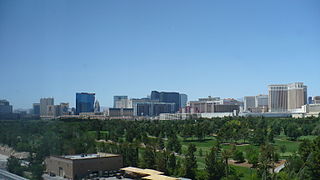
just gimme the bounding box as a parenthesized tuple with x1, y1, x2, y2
(183, 144, 197, 179)
(142, 146, 155, 169)
(221, 149, 233, 177)
(233, 150, 245, 163)
(245, 146, 259, 168)
(285, 123, 302, 141)
(205, 146, 226, 180)
(167, 153, 176, 175)
(298, 139, 312, 161)
(157, 138, 165, 150)
(167, 135, 181, 154)
(156, 151, 168, 174)
(280, 145, 286, 154)
(258, 144, 276, 179)
(7, 156, 24, 176)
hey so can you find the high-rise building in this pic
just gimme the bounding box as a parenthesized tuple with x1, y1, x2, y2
(40, 98, 54, 116)
(113, 96, 130, 108)
(243, 95, 268, 113)
(135, 102, 175, 116)
(268, 84, 288, 112)
(47, 105, 60, 117)
(76, 93, 95, 114)
(255, 95, 268, 107)
(244, 96, 256, 112)
(151, 91, 180, 112)
(94, 100, 100, 113)
(287, 82, 307, 111)
(180, 94, 188, 109)
(308, 97, 313, 104)
(0, 99, 13, 114)
(60, 103, 69, 116)
(268, 82, 307, 112)
(33, 103, 40, 116)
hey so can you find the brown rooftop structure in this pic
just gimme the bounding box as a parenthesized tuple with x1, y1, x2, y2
(45, 152, 123, 180)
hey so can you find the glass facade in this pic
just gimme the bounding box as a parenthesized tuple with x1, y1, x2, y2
(76, 93, 95, 114)
(151, 91, 180, 112)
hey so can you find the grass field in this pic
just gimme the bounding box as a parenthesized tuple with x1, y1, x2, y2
(179, 134, 318, 180)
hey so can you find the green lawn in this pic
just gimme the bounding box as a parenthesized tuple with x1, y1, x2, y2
(179, 134, 307, 180)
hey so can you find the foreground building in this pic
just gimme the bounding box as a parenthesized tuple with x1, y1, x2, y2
(45, 153, 123, 180)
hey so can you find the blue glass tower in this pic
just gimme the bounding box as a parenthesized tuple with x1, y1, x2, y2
(76, 93, 95, 114)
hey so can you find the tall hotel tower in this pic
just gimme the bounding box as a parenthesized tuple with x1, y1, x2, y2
(287, 82, 307, 111)
(268, 82, 307, 112)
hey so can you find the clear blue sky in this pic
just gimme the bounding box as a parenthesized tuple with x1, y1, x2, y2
(1, 0, 319, 109)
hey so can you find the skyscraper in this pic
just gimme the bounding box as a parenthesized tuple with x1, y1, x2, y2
(94, 100, 100, 113)
(151, 91, 180, 112)
(268, 82, 307, 112)
(244, 96, 256, 112)
(76, 93, 95, 114)
(113, 96, 130, 108)
(287, 82, 307, 111)
(0, 99, 13, 114)
(40, 98, 54, 116)
(60, 103, 69, 116)
(180, 94, 188, 109)
(33, 103, 40, 116)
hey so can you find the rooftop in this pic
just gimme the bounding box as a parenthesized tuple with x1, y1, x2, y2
(142, 174, 180, 180)
(121, 167, 164, 176)
(62, 153, 119, 160)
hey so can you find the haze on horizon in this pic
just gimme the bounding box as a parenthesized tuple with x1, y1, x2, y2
(0, 0, 319, 109)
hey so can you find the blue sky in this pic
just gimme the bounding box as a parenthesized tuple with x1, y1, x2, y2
(1, 0, 319, 109)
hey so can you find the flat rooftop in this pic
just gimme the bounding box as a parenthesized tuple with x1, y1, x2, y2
(62, 153, 119, 160)
(121, 167, 164, 176)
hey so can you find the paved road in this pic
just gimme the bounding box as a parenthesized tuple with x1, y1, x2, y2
(0, 169, 29, 180)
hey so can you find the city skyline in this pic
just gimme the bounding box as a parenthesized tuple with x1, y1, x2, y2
(1, 0, 320, 109)
(1, 82, 318, 110)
